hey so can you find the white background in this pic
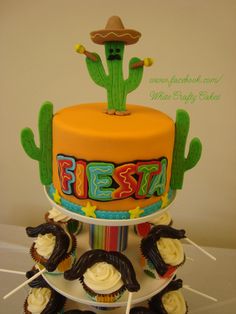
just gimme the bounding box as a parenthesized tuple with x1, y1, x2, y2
(1, 0, 236, 248)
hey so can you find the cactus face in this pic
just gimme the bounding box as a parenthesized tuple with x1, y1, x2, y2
(105, 41, 124, 62)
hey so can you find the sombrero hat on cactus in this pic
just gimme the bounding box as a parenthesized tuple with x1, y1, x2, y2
(90, 15, 141, 45)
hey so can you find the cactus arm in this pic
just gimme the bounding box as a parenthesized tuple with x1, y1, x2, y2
(21, 101, 53, 185)
(21, 128, 41, 160)
(170, 109, 202, 190)
(185, 138, 202, 171)
(125, 57, 144, 93)
(86, 53, 108, 88)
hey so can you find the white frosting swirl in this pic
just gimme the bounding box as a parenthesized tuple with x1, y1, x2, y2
(151, 211, 172, 226)
(157, 238, 184, 266)
(162, 290, 187, 314)
(27, 287, 51, 314)
(48, 207, 70, 223)
(83, 262, 123, 294)
(34, 233, 56, 259)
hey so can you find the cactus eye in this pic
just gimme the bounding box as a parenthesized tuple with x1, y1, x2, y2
(116, 48, 120, 53)
(109, 48, 114, 53)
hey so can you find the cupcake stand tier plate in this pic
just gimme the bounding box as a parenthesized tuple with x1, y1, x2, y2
(42, 229, 176, 308)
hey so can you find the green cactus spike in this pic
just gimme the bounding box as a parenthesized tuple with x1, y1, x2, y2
(21, 101, 53, 185)
(86, 41, 144, 113)
(170, 109, 202, 190)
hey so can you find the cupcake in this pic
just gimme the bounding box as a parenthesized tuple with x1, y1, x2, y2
(140, 225, 186, 278)
(64, 249, 140, 303)
(45, 207, 83, 235)
(24, 287, 66, 314)
(149, 278, 188, 314)
(26, 223, 77, 273)
(24, 269, 66, 314)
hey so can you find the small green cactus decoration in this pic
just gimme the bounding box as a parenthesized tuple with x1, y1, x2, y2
(21, 101, 53, 185)
(170, 109, 202, 189)
(76, 16, 153, 115)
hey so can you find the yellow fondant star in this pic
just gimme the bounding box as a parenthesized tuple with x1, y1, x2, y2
(81, 202, 97, 218)
(129, 206, 144, 219)
(53, 189, 61, 205)
(161, 192, 169, 209)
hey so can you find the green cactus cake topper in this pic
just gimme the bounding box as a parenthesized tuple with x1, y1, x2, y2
(76, 16, 153, 115)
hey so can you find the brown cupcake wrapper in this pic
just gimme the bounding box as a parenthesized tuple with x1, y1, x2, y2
(30, 232, 77, 272)
(23, 298, 30, 314)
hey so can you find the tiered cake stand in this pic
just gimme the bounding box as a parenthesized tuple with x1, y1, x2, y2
(43, 187, 177, 310)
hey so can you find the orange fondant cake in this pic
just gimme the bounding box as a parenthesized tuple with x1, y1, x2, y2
(21, 16, 202, 221)
(52, 103, 175, 216)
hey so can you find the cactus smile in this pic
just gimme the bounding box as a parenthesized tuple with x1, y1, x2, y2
(107, 54, 122, 61)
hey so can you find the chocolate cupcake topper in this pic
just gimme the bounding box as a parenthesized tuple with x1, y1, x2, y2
(64, 249, 140, 292)
(26, 223, 70, 272)
(140, 225, 186, 276)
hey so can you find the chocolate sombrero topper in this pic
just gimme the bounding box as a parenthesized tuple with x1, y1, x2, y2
(140, 225, 186, 276)
(26, 268, 49, 288)
(26, 223, 71, 272)
(75, 16, 153, 115)
(64, 249, 140, 292)
(90, 16, 141, 45)
(149, 278, 188, 313)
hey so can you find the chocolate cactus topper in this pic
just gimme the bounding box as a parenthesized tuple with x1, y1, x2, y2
(76, 16, 153, 115)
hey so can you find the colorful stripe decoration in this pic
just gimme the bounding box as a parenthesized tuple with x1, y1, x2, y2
(89, 225, 129, 252)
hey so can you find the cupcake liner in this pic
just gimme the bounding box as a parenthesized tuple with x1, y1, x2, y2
(23, 298, 30, 314)
(82, 281, 126, 303)
(30, 233, 77, 273)
(140, 254, 186, 279)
